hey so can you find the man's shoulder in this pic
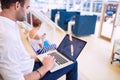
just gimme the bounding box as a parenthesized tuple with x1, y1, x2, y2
(0, 17, 10, 27)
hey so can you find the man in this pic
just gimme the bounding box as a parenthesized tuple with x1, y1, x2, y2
(0, 0, 78, 80)
(55, 11, 60, 25)
(67, 15, 76, 34)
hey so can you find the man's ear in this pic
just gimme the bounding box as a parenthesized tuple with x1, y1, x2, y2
(15, 1, 21, 10)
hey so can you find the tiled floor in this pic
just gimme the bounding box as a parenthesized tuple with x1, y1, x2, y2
(77, 35, 120, 80)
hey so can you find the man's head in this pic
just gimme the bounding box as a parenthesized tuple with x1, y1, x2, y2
(0, 0, 30, 21)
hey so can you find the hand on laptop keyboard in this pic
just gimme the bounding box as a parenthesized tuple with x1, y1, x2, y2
(42, 55, 56, 71)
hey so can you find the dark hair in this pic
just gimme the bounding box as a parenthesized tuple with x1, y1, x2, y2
(33, 19, 42, 27)
(0, 0, 25, 9)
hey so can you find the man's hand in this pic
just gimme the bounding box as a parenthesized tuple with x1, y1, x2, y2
(42, 55, 56, 71)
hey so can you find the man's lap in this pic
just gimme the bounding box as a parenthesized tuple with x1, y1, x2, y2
(33, 61, 78, 80)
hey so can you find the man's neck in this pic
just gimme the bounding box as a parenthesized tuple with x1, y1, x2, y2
(0, 9, 16, 22)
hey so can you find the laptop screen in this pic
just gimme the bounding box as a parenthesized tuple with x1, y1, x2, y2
(57, 34, 87, 61)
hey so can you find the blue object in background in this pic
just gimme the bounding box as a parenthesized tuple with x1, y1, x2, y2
(44, 40, 50, 47)
(106, 11, 113, 17)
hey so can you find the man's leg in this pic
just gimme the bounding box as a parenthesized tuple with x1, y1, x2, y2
(68, 21, 75, 34)
(66, 61, 78, 80)
(55, 17, 59, 25)
(33, 61, 78, 80)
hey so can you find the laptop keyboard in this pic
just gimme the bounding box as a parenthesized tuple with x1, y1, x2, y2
(49, 52, 68, 65)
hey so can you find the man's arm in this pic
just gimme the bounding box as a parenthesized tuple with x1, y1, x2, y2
(24, 55, 55, 80)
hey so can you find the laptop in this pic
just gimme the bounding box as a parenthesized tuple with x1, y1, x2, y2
(37, 34, 87, 72)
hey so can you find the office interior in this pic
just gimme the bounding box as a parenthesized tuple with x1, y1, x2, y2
(0, 0, 120, 80)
